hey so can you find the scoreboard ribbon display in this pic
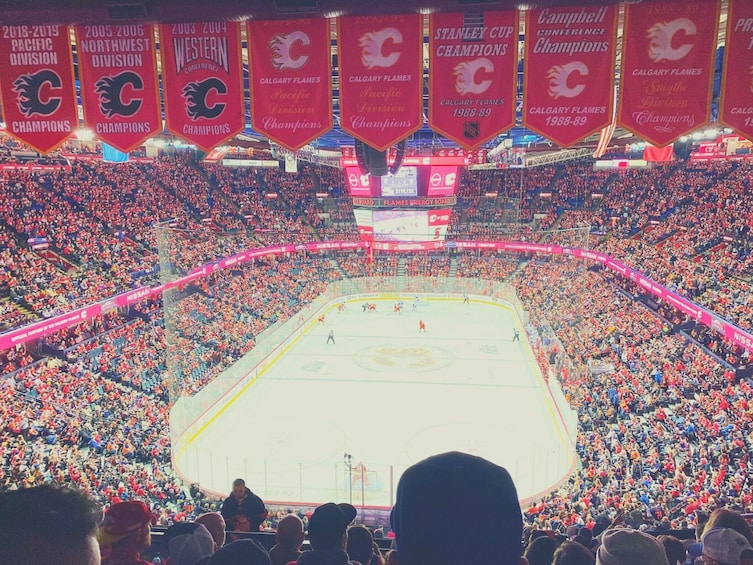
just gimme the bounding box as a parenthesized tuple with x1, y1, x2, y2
(617, 1, 719, 148)
(159, 22, 245, 152)
(0, 24, 77, 154)
(75, 24, 161, 153)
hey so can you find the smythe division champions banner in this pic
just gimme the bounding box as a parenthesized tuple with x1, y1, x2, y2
(74, 24, 161, 153)
(159, 22, 244, 151)
(618, 1, 719, 147)
(523, 6, 617, 147)
(720, 0, 753, 141)
(248, 18, 332, 151)
(0, 24, 77, 153)
(337, 15, 423, 151)
(429, 12, 518, 149)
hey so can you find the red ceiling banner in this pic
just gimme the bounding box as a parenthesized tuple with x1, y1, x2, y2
(720, 0, 753, 141)
(523, 6, 617, 147)
(0, 25, 77, 154)
(428, 12, 518, 150)
(159, 22, 245, 152)
(337, 14, 423, 151)
(248, 18, 332, 151)
(617, 1, 719, 148)
(74, 24, 161, 153)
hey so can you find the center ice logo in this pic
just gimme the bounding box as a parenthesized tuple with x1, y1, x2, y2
(647, 18, 696, 62)
(359, 27, 403, 69)
(547, 61, 588, 99)
(270, 31, 310, 71)
(453, 58, 494, 96)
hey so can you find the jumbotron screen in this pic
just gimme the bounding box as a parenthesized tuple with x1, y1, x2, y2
(342, 155, 463, 198)
(353, 208, 452, 243)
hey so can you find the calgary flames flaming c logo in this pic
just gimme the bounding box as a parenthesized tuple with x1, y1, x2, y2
(546, 61, 588, 99)
(453, 58, 494, 96)
(12, 69, 62, 117)
(359, 27, 403, 69)
(270, 31, 310, 71)
(647, 18, 696, 62)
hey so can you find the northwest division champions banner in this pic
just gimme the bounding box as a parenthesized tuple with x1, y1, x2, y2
(159, 22, 244, 152)
(248, 18, 332, 151)
(428, 12, 518, 149)
(75, 24, 161, 153)
(618, 1, 719, 147)
(0, 24, 77, 153)
(720, 0, 753, 142)
(337, 14, 423, 151)
(523, 6, 617, 147)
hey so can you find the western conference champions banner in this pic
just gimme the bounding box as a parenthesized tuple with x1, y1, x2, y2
(159, 22, 244, 152)
(618, 1, 719, 147)
(720, 0, 753, 141)
(337, 14, 423, 151)
(248, 18, 332, 151)
(523, 6, 617, 147)
(0, 24, 77, 154)
(428, 12, 518, 149)
(74, 24, 161, 153)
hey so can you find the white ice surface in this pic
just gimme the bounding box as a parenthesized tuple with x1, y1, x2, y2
(178, 299, 574, 508)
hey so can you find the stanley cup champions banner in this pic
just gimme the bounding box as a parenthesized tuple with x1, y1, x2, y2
(74, 24, 161, 153)
(523, 6, 617, 147)
(248, 18, 332, 151)
(618, 1, 719, 147)
(428, 12, 518, 150)
(720, 0, 753, 141)
(159, 22, 245, 152)
(0, 24, 77, 153)
(337, 14, 423, 151)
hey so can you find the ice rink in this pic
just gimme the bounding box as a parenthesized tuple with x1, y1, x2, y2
(177, 298, 575, 508)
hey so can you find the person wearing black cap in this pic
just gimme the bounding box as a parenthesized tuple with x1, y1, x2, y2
(389, 451, 528, 565)
(298, 502, 359, 565)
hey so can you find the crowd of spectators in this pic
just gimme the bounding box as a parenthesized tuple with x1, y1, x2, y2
(5, 142, 753, 539)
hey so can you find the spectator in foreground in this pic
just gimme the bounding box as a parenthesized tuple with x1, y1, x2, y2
(98, 500, 156, 565)
(298, 502, 358, 565)
(162, 522, 215, 565)
(595, 528, 669, 565)
(552, 541, 595, 565)
(221, 478, 269, 537)
(389, 451, 526, 565)
(270, 514, 305, 565)
(195, 512, 227, 552)
(699, 528, 753, 565)
(0, 484, 102, 565)
(209, 538, 271, 565)
(346, 524, 383, 565)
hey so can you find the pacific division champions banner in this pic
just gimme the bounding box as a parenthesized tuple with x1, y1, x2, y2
(248, 18, 332, 151)
(0, 24, 77, 153)
(159, 22, 244, 152)
(523, 6, 617, 147)
(75, 24, 161, 153)
(720, 0, 753, 142)
(618, 1, 719, 147)
(429, 12, 518, 149)
(337, 14, 423, 151)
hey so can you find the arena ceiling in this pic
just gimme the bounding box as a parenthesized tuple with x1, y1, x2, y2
(0, 0, 731, 154)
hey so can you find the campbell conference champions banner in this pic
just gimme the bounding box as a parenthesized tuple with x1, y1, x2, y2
(523, 6, 617, 147)
(337, 14, 423, 151)
(248, 18, 332, 151)
(0, 24, 77, 154)
(159, 22, 244, 152)
(720, 0, 753, 142)
(618, 1, 719, 148)
(429, 12, 518, 150)
(74, 24, 161, 153)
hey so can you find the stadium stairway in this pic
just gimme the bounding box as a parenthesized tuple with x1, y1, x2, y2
(329, 258, 350, 280)
(397, 257, 407, 291)
(443, 257, 458, 291)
